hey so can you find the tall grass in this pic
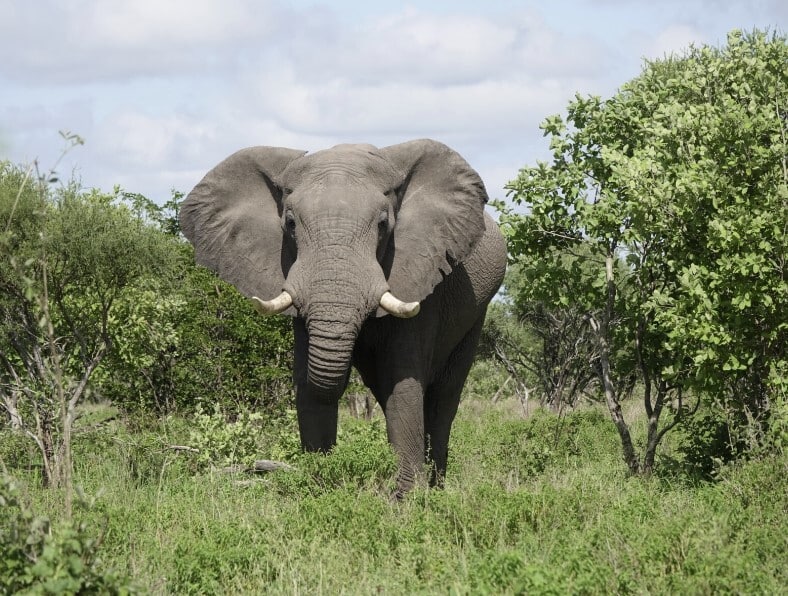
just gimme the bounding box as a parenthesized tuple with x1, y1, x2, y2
(3, 396, 786, 594)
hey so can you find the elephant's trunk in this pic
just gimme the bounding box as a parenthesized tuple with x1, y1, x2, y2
(306, 317, 357, 398)
(289, 245, 388, 400)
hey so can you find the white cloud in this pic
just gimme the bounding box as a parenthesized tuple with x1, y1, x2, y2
(247, 68, 577, 139)
(0, 1, 611, 201)
(87, 0, 265, 47)
(3, 0, 784, 205)
(647, 24, 707, 59)
(230, 6, 608, 146)
(95, 111, 212, 167)
(0, 0, 287, 83)
(283, 7, 609, 85)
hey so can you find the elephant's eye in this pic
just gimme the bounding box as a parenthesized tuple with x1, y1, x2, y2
(377, 210, 389, 234)
(284, 211, 296, 235)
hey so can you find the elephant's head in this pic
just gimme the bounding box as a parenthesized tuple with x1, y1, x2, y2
(180, 139, 488, 398)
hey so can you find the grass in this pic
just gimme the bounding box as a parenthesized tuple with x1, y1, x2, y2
(2, 397, 787, 594)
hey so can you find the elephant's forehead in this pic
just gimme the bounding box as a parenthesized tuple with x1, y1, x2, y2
(282, 145, 399, 187)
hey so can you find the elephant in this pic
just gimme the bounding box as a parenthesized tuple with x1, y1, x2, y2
(179, 139, 507, 498)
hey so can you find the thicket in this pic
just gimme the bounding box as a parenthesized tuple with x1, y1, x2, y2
(2, 401, 786, 594)
(0, 161, 293, 422)
(0, 152, 294, 591)
(496, 29, 788, 474)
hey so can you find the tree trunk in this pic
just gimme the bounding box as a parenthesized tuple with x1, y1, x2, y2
(40, 412, 55, 488)
(599, 343, 640, 475)
(2, 391, 24, 430)
(591, 254, 641, 475)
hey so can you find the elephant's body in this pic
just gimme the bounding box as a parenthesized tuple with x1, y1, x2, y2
(180, 139, 506, 497)
(351, 213, 505, 488)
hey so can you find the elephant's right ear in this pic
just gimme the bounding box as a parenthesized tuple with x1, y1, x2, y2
(179, 146, 306, 311)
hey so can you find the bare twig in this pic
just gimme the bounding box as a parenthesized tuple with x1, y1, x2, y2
(167, 444, 200, 453)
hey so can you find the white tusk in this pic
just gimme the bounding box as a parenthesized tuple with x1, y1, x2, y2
(251, 291, 293, 315)
(379, 291, 420, 318)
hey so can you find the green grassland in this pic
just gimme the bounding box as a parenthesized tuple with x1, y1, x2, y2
(3, 392, 786, 595)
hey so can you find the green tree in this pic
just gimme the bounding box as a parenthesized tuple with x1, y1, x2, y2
(499, 29, 787, 473)
(92, 191, 295, 415)
(0, 162, 178, 491)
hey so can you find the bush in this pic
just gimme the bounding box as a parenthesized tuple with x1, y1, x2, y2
(673, 407, 739, 479)
(272, 417, 396, 496)
(464, 359, 513, 401)
(0, 475, 135, 594)
(188, 404, 267, 469)
(0, 430, 39, 472)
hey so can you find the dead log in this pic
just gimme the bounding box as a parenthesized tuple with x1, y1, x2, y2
(217, 459, 294, 474)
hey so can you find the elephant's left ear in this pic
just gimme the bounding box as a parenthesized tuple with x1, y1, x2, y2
(379, 139, 488, 304)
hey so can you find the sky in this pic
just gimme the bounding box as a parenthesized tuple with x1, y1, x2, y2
(0, 0, 785, 205)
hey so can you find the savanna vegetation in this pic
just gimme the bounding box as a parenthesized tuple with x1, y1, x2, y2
(1, 29, 786, 594)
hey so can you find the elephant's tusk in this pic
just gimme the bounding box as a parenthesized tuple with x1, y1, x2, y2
(379, 291, 420, 318)
(251, 291, 293, 315)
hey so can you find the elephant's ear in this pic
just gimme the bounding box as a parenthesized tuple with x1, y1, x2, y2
(379, 139, 488, 304)
(179, 146, 306, 313)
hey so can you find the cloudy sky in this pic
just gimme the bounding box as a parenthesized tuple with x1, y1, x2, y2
(0, 0, 785, 204)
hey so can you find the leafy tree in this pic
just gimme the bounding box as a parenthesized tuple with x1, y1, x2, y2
(93, 192, 295, 415)
(499, 29, 787, 473)
(0, 162, 178, 491)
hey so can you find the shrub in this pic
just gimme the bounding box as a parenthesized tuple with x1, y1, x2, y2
(272, 417, 396, 496)
(464, 359, 513, 401)
(187, 403, 267, 469)
(0, 430, 38, 471)
(0, 474, 135, 594)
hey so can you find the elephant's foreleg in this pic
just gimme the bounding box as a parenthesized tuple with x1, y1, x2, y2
(383, 377, 427, 499)
(425, 318, 485, 487)
(296, 389, 339, 452)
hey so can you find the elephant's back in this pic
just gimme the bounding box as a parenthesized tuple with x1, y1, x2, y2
(462, 211, 507, 306)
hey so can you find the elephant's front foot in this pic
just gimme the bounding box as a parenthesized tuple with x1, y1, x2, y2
(389, 460, 428, 501)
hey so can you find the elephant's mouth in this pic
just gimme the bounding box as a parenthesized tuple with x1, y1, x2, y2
(251, 290, 419, 318)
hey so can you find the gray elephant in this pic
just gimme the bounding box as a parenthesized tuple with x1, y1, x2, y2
(180, 139, 506, 497)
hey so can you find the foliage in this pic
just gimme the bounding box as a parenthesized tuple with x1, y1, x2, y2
(266, 407, 302, 461)
(671, 406, 743, 480)
(481, 266, 601, 409)
(0, 474, 134, 594)
(164, 257, 294, 414)
(4, 399, 785, 594)
(188, 403, 267, 469)
(0, 160, 179, 489)
(93, 195, 294, 415)
(93, 286, 184, 412)
(463, 356, 517, 402)
(498, 29, 788, 473)
(2, 150, 295, 509)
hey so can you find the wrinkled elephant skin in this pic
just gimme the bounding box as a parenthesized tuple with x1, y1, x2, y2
(180, 139, 507, 497)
